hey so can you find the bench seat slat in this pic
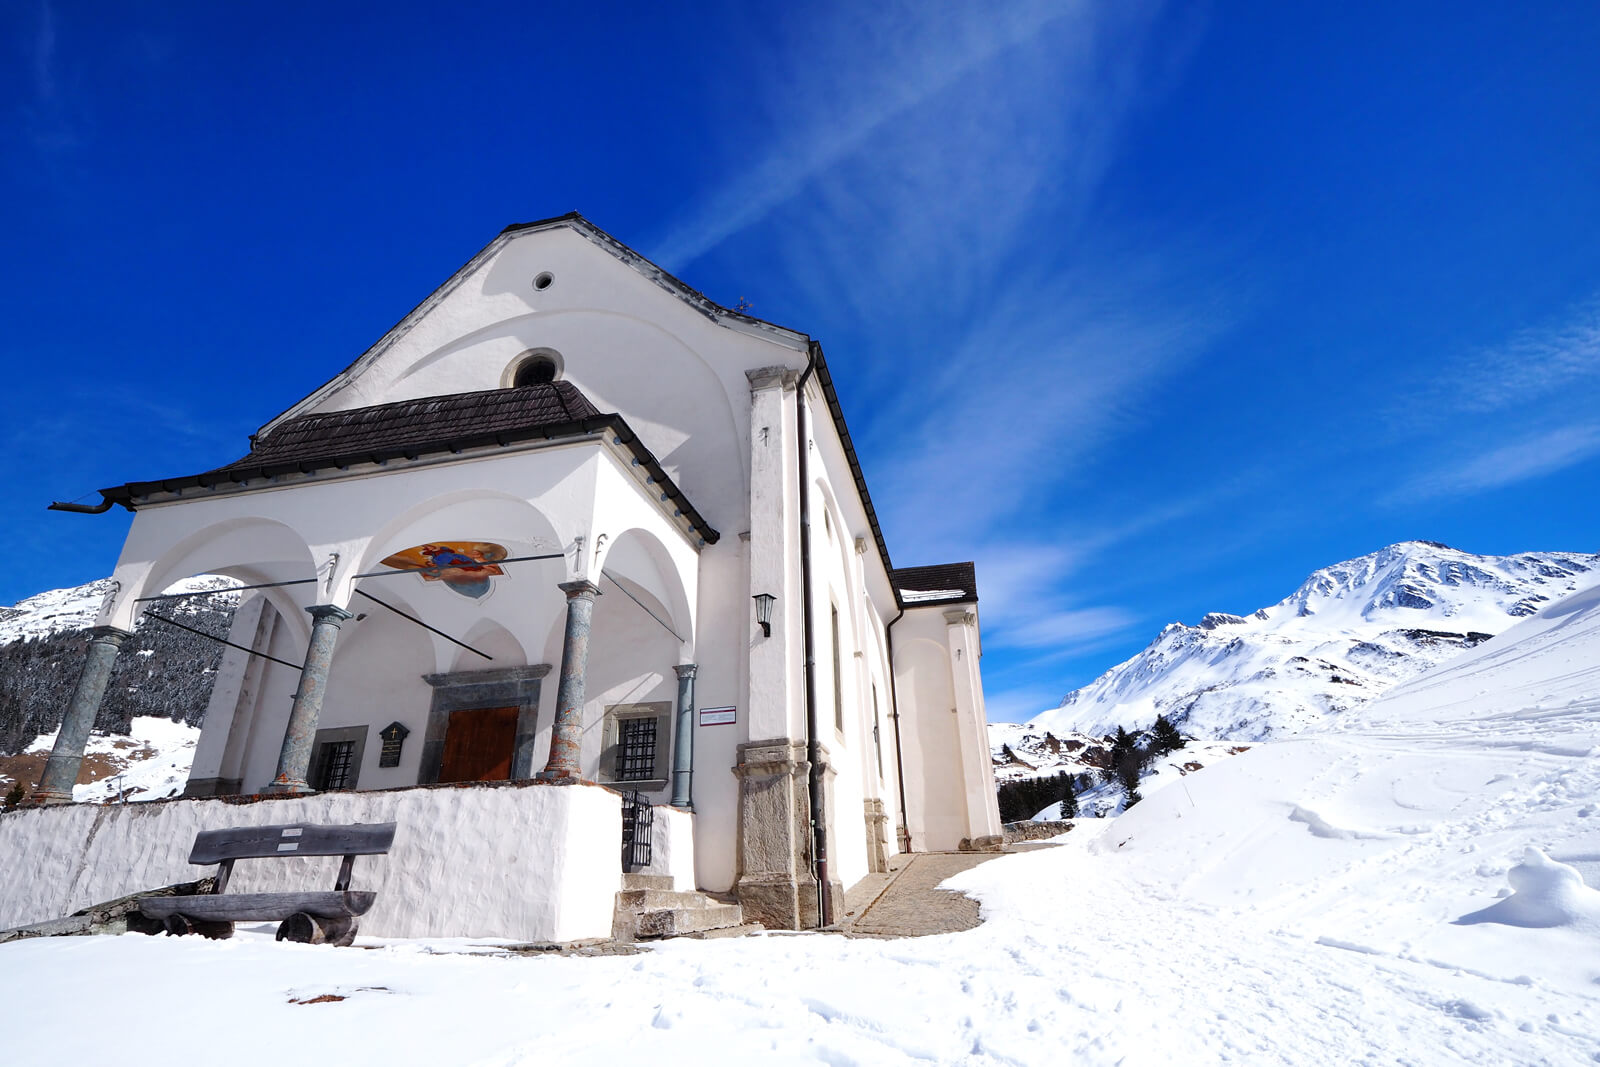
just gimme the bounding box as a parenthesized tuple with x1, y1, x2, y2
(140, 890, 377, 922)
(188, 822, 397, 864)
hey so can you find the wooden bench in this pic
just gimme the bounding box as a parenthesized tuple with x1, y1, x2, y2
(138, 821, 397, 946)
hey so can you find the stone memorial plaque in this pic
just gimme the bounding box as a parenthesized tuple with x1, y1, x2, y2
(699, 706, 736, 727)
(378, 721, 411, 768)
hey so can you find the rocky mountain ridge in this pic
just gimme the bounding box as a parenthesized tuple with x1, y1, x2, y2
(1028, 542, 1600, 742)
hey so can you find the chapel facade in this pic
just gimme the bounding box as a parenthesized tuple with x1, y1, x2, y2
(36, 214, 1002, 929)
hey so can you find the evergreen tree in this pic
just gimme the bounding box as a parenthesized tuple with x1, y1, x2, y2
(1058, 778, 1077, 819)
(1152, 714, 1185, 753)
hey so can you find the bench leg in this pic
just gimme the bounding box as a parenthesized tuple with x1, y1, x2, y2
(275, 913, 358, 947)
(160, 914, 234, 940)
(318, 915, 358, 948)
(276, 912, 318, 944)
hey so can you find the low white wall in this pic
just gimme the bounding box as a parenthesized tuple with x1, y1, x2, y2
(0, 782, 622, 943)
(639, 805, 696, 891)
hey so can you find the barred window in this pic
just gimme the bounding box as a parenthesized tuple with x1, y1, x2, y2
(616, 717, 658, 782)
(314, 740, 357, 790)
(308, 725, 368, 791)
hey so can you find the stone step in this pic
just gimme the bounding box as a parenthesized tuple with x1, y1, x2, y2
(621, 873, 675, 891)
(616, 888, 718, 911)
(635, 902, 744, 939)
(681, 922, 764, 940)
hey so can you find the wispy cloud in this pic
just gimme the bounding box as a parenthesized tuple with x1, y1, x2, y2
(1389, 291, 1600, 503)
(1401, 422, 1600, 501)
(1441, 292, 1600, 416)
(993, 605, 1138, 651)
(651, 2, 1149, 272)
(19, 0, 82, 153)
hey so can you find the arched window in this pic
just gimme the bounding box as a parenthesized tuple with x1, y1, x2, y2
(513, 356, 558, 387)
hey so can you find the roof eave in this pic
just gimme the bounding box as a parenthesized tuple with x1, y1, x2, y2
(100, 412, 721, 547)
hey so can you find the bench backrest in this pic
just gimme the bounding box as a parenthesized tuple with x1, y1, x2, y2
(189, 822, 397, 865)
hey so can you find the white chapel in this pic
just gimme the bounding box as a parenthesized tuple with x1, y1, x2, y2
(32, 213, 1003, 933)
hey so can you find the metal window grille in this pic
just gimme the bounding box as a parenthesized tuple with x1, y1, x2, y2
(617, 717, 657, 782)
(621, 790, 654, 872)
(315, 740, 357, 790)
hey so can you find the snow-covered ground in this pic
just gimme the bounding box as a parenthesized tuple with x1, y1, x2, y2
(1, 716, 200, 802)
(4, 574, 1598, 1063)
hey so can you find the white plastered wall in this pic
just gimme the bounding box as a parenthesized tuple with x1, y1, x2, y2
(0, 783, 623, 942)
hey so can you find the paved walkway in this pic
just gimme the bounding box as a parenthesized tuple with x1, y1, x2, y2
(839, 849, 1028, 938)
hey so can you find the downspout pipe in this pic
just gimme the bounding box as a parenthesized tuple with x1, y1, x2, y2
(796, 342, 831, 928)
(47, 495, 116, 514)
(885, 604, 912, 853)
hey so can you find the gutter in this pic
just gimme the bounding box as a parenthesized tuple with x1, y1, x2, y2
(797, 343, 832, 928)
(884, 604, 912, 852)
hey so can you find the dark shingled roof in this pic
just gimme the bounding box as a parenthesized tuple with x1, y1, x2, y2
(216, 381, 601, 471)
(891, 562, 978, 607)
(99, 381, 720, 545)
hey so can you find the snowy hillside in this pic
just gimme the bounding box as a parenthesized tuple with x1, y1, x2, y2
(0, 574, 239, 791)
(1030, 541, 1598, 740)
(6, 570, 1600, 1064)
(0, 717, 200, 803)
(0, 574, 238, 646)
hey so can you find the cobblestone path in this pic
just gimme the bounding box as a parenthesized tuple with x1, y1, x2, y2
(839, 851, 1009, 938)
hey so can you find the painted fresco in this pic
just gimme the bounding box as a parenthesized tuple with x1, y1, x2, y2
(381, 542, 509, 600)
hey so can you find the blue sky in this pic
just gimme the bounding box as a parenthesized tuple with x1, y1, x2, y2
(3, 2, 1598, 722)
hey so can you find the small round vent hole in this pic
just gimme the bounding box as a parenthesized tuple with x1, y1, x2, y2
(533, 272, 554, 291)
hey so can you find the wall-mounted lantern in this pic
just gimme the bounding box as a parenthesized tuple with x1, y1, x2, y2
(752, 593, 776, 638)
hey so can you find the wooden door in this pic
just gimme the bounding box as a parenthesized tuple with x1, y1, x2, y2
(439, 706, 518, 783)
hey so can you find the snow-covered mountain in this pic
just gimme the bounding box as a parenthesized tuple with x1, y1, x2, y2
(0, 574, 237, 645)
(1029, 542, 1600, 741)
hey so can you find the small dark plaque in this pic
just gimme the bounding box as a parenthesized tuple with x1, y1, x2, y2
(377, 721, 410, 768)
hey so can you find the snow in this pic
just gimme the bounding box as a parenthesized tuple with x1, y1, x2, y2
(899, 588, 966, 603)
(3, 566, 1599, 1063)
(1031, 542, 1599, 740)
(13, 716, 200, 802)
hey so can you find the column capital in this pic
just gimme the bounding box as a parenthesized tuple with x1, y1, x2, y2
(673, 662, 699, 679)
(746, 365, 800, 391)
(557, 579, 601, 600)
(306, 604, 355, 625)
(943, 608, 976, 627)
(88, 625, 134, 643)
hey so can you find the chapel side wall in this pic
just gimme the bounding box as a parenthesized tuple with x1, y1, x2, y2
(808, 480, 870, 892)
(800, 384, 905, 886)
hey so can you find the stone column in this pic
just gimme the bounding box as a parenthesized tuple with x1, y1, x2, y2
(670, 663, 698, 809)
(538, 579, 600, 782)
(264, 604, 354, 794)
(33, 626, 133, 805)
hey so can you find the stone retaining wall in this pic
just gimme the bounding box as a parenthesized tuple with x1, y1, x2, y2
(1003, 819, 1074, 843)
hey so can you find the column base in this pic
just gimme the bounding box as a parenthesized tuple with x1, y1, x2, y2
(534, 768, 588, 785)
(733, 738, 829, 929)
(27, 788, 73, 807)
(262, 779, 314, 795)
